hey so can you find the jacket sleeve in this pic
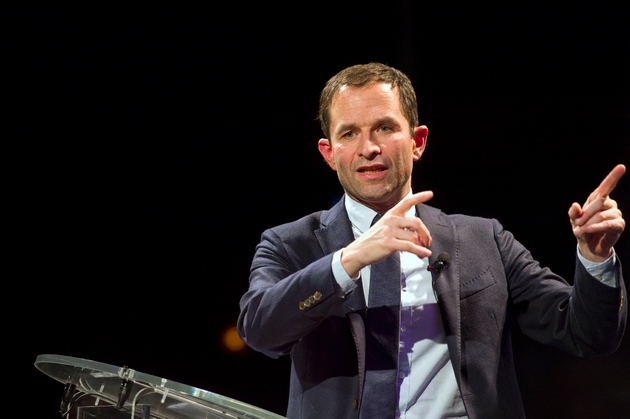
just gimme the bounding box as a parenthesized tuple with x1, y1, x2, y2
(237, 226, 352, 358)
(496, 219, 627, 356)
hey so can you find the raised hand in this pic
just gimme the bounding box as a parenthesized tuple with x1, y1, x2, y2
(340, 191, 434, 278)
(569, 164, 626, 262)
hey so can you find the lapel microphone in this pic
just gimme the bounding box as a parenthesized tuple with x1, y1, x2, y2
(429, 252, 451, 303)
(428, 252, 451, 273)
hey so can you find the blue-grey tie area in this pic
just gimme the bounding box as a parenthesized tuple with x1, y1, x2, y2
(361, 214, 402, 416)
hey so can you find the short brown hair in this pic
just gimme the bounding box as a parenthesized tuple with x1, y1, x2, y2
(318, 62, 419, 139)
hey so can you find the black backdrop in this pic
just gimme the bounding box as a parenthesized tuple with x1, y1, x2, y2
(7, 4, 629, 418)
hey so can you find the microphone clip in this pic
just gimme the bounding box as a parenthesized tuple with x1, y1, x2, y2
(429, 251, 451, 303)
(428, 252, 451, 274)
(428, 260, 448, 273)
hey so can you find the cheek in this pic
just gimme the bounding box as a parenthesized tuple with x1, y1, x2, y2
(397, 149, 415, 175)
(333, 148, 352, 170)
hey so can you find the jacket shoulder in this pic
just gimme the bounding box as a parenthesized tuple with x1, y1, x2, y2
(264, 199, 346, 240)
(421, 203, 501, 230)
(265, 210, 325, 239)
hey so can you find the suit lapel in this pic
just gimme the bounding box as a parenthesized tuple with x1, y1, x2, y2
(315, 197, 354, 255)
(417, 204, 463, 386)
(314, 197, 366, 312)
(315, 196, 369, 407)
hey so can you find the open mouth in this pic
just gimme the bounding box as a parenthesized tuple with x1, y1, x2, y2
(358, 165, 387, 174)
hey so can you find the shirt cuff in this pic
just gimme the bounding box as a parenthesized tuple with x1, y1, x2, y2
(577, 245, 618, 287)
(332, 248, 359, 294)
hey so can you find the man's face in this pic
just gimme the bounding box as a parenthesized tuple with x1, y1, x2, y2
(318, 82, 427, 212)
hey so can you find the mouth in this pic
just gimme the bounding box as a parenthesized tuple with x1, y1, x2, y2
(357, 164, 387, 174)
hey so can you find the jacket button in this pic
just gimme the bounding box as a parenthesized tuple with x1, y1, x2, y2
(299, 301, 306, 310)
(313, 291, 322, 301)
(353, 398, 359, 410)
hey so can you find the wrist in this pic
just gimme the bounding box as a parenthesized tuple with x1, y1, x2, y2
(578, 244, 612, 263)
(340, 248, 363, 279)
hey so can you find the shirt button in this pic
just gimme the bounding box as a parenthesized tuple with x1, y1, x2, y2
(401, 325, 407, 332)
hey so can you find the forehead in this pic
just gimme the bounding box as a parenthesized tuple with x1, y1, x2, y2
(329, 82, 404, 123)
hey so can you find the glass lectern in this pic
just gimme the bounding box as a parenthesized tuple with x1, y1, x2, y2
(35, 354, 287, 419)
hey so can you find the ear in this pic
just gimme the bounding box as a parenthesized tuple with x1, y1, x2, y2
(318, 138, 337, 171)
(412, 125, 428, 161)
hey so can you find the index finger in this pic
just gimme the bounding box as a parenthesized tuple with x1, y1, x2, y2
(390, 191, 434, 216)
(593, 164, 626, 198)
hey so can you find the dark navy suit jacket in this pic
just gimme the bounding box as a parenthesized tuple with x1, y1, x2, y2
(238, 198, 626, 419)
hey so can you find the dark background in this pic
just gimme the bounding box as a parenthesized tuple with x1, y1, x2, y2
(7, 4, 629, 418)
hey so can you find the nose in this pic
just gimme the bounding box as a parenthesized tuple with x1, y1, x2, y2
(357, 133, 381, 159)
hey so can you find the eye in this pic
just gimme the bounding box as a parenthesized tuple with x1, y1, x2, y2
(341, 131, 355, 139)
(377, 125, 392, 132)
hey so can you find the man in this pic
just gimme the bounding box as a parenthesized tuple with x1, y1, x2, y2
(237, 63, 626, 418)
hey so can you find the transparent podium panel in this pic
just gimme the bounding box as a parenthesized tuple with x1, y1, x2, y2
(35, 354, 287, 419)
